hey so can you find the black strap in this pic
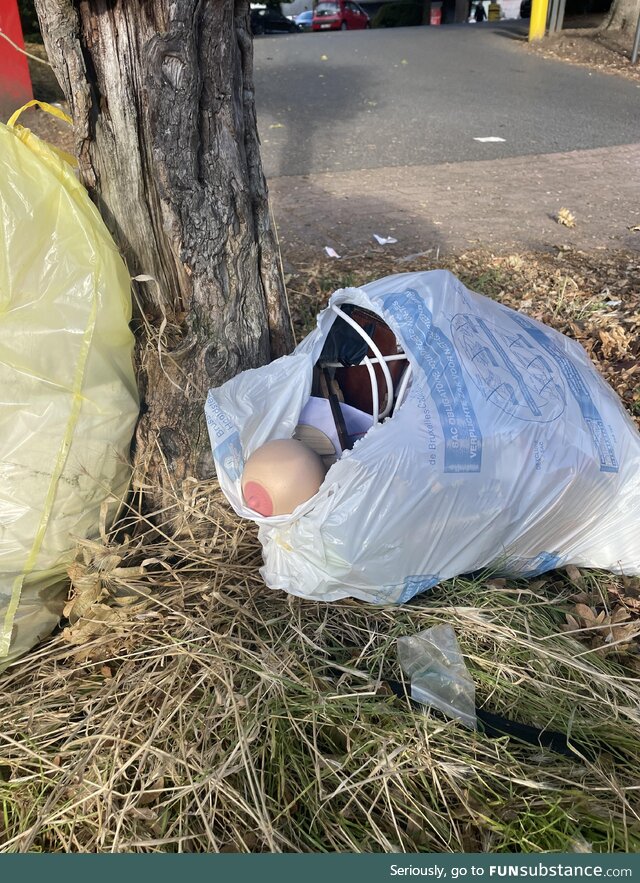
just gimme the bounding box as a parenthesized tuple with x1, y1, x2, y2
(321, 660, 598, 761)
(321, 367, 352, 452)
(382, 676, 597, 760)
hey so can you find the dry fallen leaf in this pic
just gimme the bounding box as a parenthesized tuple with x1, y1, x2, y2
(138, 777, 166, 807)
(564, 589, 640, 663)
(573, 603, 598, 625)
(607, 621, 640, 645)
(598, 324, 631, 359)
(565, 564, 584, 586)
(556, 208, 576, 228)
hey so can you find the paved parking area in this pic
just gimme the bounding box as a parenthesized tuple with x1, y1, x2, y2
(268, 141, 640, 259)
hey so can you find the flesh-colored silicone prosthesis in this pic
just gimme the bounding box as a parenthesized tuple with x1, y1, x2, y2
(241, 438, 327, 517)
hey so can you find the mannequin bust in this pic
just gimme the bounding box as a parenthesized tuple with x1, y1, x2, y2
(241, 438, 327, 517)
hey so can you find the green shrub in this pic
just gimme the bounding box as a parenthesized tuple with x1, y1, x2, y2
(371, 1, 424, 27)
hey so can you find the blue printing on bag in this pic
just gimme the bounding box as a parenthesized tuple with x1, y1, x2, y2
(398, 574, 441, 603)
(205, 391, 236, 438)
(382, 289, 483, 473)
(214, 432, 244, 482)
(451, 313, 566, 423)
(369, 575, 439, 605)
(205, 392, 244, 480)
(505, 312, 619, 473)
(497, 551, 562, 578)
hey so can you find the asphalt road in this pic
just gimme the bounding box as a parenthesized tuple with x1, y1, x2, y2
(253, 24, 640, 179)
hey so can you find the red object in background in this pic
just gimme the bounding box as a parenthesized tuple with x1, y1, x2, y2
(312, 0, 370, 31)
(430, 4, 443, 24)
(0, 0, 33, 120)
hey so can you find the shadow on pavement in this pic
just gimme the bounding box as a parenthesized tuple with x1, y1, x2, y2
(268, 174, 448, 266)
(254, 40, 446, 259)
(254, 43, 385, 178)
(267, 140, 640, 265)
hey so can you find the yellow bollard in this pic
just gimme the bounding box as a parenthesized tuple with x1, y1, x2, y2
(529, 0, 549, 40)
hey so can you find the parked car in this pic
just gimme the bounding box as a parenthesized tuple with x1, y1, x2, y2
(312, 0, 371, 30)
(251, 6, 302, 34)
(295, 9, 314, 29)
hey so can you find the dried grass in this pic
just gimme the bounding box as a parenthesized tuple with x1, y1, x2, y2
(1, 248, 640, 853)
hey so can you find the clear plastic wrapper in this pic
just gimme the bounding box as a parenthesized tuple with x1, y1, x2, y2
(397, 624, 476, 729)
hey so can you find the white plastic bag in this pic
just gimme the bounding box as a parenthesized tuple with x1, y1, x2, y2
(205, 270, 640, 604)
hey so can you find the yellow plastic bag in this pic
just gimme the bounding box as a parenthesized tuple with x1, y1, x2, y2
(0, 102, 139, 667)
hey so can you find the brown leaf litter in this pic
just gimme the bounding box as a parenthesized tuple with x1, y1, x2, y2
(526, 25, 640, 85)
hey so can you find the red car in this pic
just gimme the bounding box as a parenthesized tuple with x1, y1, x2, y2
(312, 0, 371, 30)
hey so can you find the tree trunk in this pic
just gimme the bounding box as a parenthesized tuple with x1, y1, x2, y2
(34, 0, 294, 512)
(602, 0, 640, 32)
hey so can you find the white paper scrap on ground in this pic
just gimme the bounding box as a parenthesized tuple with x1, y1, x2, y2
(324, 247, 341, 258)
(373, 234, 398, 245)
(473, 136, 506, 142)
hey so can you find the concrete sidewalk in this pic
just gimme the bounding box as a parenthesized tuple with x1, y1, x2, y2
(268, 142, 640, 261)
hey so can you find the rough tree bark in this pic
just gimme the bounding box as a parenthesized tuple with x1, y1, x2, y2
(34, 0, 294, 510)
(602, 0, 640, 31)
